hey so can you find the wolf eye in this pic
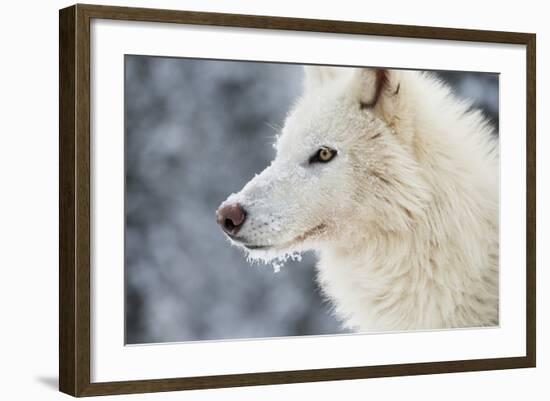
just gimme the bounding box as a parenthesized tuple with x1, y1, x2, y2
(309, 146, 337, 164)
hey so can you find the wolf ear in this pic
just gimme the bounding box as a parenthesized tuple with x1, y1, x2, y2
(303, 66, 340, 91)
(352, 68, 401, 110)
(354, 68, 411, 140)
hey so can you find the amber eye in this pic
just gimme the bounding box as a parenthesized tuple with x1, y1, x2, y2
(309, 146, 337, 164)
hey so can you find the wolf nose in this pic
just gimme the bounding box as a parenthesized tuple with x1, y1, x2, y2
(216, 203, 246, 235)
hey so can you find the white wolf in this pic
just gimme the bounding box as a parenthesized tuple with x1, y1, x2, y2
(217, 66, 499, 332)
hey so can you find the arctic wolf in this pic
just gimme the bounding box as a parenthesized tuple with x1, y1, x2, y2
(217, 66, 499, 332)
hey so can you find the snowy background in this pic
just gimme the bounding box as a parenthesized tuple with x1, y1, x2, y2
(124, 56, 499, 344)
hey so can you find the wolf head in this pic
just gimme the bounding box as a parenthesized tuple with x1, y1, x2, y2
(217, 66, 431, 260)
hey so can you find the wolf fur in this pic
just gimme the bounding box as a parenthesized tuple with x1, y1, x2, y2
(219, 66, 499, 332)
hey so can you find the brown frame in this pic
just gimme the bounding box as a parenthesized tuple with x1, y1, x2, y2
(59, 3, 536, 397)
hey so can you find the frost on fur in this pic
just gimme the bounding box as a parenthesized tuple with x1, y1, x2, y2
(245, 250, 303, 273)
(217, 66, 499, 332)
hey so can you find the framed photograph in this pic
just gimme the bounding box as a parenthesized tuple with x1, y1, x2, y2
(59, 4, 536, 397)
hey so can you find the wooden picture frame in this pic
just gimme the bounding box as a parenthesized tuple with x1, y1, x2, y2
(59, 3, 536, 397)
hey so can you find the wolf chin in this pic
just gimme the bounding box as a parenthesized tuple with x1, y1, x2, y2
(217, 66, 499, 332)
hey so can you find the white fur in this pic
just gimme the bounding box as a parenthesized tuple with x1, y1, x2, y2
(219, 66, 499, 332)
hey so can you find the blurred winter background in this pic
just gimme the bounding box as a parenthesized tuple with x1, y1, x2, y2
(124, 56, 499, 344)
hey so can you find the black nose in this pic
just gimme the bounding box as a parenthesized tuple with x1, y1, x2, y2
(216, 203, 246, 235)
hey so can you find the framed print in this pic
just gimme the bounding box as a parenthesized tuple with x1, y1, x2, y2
(59, 3, 536, 397)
